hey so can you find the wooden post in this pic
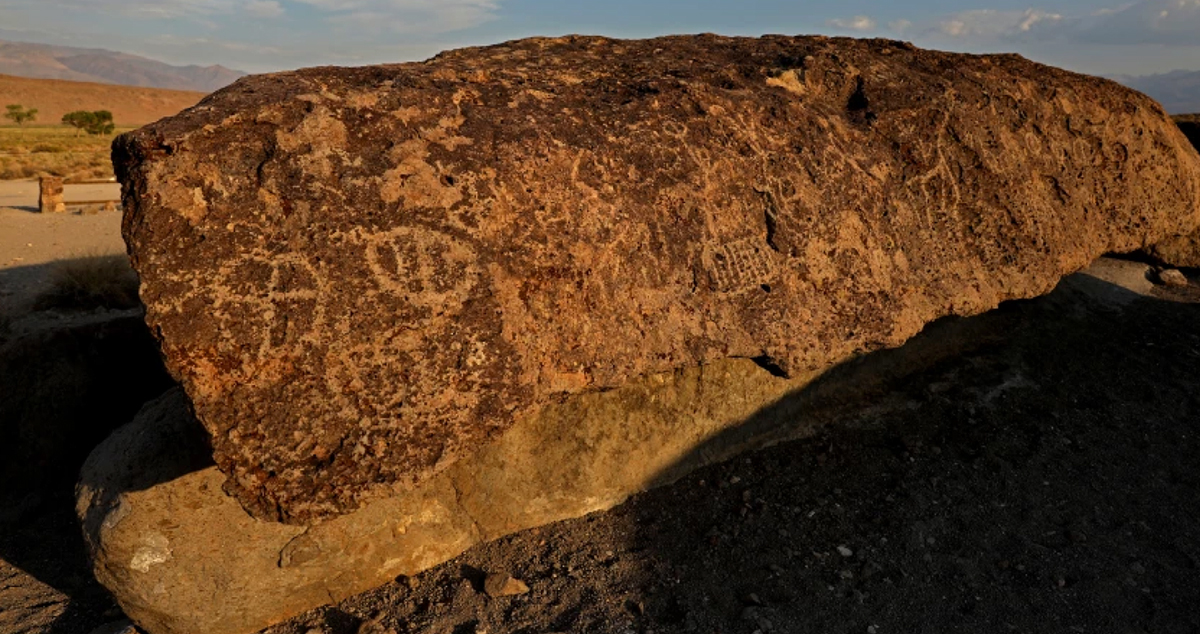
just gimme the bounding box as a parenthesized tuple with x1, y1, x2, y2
(39, 177, 65, 214)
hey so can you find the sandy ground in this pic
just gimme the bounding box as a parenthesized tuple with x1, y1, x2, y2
(0, 180, 125, 320)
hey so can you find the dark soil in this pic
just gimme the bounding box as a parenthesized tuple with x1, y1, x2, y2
(3, 265, 1200, 634)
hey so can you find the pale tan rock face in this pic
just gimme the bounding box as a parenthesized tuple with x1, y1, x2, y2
(113, 34, 1200, 524)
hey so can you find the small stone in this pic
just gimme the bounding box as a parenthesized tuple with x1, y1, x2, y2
(356, 614, 394, 634)
(484, 571, 530, 597)
(87, 621, 140, 634)
(868, 626, 879, 634)
(1130, 562, 1146, 575)
(1158, 268, 1188, 287)
(837, 545, 854, 558)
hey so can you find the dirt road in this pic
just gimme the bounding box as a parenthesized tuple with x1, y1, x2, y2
(0, 188, 126, 322)
(0, 179, 121, 212)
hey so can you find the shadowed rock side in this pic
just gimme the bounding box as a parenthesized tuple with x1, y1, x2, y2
(1174, 116, 1200, 150)
(1145, 117, 1200, 266)
(113, 34, 1200, 524)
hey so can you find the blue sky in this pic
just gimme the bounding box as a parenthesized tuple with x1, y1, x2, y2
(0, 0, 1197, 77)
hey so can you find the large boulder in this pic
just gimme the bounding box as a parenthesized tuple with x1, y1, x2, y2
(1144, 115, 1200, 267)
(113, 34, 1200, 524)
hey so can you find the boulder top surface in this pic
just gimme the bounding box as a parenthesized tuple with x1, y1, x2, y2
(115, 34, 1200, 524)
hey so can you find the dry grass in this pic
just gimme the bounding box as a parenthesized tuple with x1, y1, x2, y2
(32, 254, 141, 312)
(0, 126, 134, 180)
(1174, 113, 1200, 124)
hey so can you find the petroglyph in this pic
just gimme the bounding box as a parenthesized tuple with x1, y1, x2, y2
(362, 226, 480, 314)
(701, 239, 779, 294)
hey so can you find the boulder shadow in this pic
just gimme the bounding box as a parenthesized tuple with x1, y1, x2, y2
(264, 266, 1200, 634)
(614, 270, 1200, 633)
(0, 277, 177, 634)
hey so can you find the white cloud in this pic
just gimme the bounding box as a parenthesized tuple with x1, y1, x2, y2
(922, 2, 1200, 48)
(827, 15, 877, 32)
(1079, 0, 1200, 46)
(933, 9, 1065, 40)
(246, 0, 284, 18)
(888, 19, 912, 33)
(938, 17, 970, 37)
(293, 0, 500, 33)
(1017, 9, 1063, 32)
(54, 0, 240, 19)
(45, 0, 497, 34)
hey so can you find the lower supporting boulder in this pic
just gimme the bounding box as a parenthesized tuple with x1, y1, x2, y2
(77, 288, 1028, 634)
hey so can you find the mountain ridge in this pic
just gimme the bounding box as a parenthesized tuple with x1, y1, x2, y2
(0, 39, 244, 92)
(0, 36, 1195, 115)
(1112, 68, 1200, 115)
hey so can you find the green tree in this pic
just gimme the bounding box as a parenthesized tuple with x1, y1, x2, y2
(4, 104, 38, 126)
(90, 110, 115, 135)
(61, 109, 115, 135)
(61, 110, 95, 136)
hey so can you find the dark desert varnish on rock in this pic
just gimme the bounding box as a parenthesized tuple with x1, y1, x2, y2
(113, 34, 1200, 524)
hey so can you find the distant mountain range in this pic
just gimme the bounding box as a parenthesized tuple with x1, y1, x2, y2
(1113, 70, 1200, 115)
(0, 36, 1196, 115)
(0, 39, 245, 93)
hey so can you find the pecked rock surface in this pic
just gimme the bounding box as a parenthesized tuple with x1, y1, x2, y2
(114, 34, 1200, 524)
(1144, 115, 1200, 267)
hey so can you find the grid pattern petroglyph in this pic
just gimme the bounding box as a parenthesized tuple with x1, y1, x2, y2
(701, 238, 778, 293)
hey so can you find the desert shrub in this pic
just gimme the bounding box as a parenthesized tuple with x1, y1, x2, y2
(33, 254, 141, 312)
(31, 143, 66, 153)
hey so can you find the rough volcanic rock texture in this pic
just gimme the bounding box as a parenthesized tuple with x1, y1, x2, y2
(114, 34, 1200, 523)
(1145, 117, 1200, 267)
